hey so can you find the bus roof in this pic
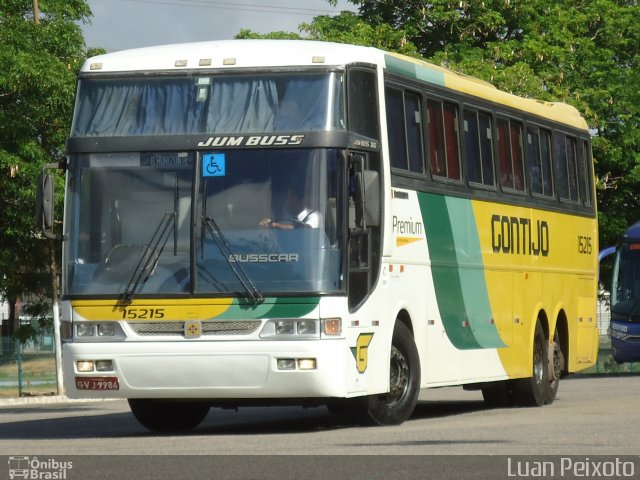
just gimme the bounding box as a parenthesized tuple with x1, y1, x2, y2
(82, 39, 588, 131)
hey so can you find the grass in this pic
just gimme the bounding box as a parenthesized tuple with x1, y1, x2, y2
(0, 355, 58, 397)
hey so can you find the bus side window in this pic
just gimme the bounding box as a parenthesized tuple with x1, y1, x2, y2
(464, 108, 494, 186)
(540, 129, 554, 196)
(385, 86, 424, 174)
(385, 86, 406, 170)
(497, 117, 525, 192)
(348, 69, 379, 140)
(428, 99, 461, 181)
(579, 139, 592, 206)
(528, 126, 554, 197)
(554, 132, 579, 202)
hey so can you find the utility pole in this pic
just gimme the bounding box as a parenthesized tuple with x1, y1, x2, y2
(50, 240, 64, 395)
(33, 0, 40, 24)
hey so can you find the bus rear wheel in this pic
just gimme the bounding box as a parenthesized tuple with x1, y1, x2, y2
(546, 327, 564, 405)
(128, 399, 210, 433)
(512, 322, 549, 407)
(362, 321, 420, 425)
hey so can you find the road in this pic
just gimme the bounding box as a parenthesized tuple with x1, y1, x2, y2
(3, 376, 640, 480)
(1, 375, 639, 457)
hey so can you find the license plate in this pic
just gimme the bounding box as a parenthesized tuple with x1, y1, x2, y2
(75, 376, 120, 391)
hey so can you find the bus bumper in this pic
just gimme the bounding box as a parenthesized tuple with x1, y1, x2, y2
(611, 321, 640, 363)
(62, 339, 349, 400)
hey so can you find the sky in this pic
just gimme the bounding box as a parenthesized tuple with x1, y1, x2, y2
(81, 0, 357, 52)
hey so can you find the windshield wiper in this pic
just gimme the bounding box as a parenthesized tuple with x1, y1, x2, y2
(121, 213, 175, 304)
(202, 215, 264, 305)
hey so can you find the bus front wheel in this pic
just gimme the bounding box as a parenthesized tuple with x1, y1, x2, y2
(362, 321, 421, 425)
(128, 399, 210, 433)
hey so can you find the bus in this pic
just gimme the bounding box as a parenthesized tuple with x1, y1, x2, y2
(39, 40, 599, 432)
(607, 222, 640, 362)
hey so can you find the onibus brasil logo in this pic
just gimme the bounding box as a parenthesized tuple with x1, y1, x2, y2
(8, 456, 73, 479)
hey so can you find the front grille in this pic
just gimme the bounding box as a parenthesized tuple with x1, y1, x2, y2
(128, 320, 262, 336)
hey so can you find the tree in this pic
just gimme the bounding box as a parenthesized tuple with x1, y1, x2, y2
(236, 12, 420, 56)
(0, 0, 98, 340)
(242, 0, 640, 248)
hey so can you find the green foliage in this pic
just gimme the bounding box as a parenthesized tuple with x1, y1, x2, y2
(235, 29, 304, 40)
(0, 1, 95, 328)
(12, 324, 37, 344)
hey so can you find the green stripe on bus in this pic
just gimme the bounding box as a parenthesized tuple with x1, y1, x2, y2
(384, 54, 445, 86)
(215, 297, 320, 319)
(418, 193, 480, 349)
(419, 193, 503, 349)
(445, 197, 505, 348)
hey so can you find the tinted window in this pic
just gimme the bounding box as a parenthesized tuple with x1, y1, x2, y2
(428, 99, 461, 180)
(497, 118, 525, 191)
(385, 87, 405, 170)
(527, 127, 553, 197)
(348, 70, 379, 140)
(464, 109, 494, 186)
(554, 132, 579, 202)
(579, 140, 592, 206)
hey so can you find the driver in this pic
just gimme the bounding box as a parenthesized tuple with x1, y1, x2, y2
(260, 185, 321, 229)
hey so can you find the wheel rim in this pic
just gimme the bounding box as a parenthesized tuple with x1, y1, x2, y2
(380, 345, 410, 407)
(533, 338, 545, 387)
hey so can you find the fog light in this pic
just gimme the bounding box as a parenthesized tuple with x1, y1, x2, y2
(277, 358, 296, 370)
(297, 320, 317, 335)
(95, 360, 113, 372)
(76, 324, 95, 337)
(322, 318, 342, 336)
(297, 358, 317, 370)
(77, 361, 95, 372)
(275, 320, 295, 335)
(97, 323, 116, 336)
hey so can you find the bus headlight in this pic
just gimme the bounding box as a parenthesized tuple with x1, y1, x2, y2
(74, 322, 126, 342)
(76, 323, 95, 337)
(260, 319, 320, 339)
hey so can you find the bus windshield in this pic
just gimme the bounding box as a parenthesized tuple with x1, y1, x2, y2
(611, 242, 640, 319)
(71, 72, 345, 137)
(64, 149, 344, 297)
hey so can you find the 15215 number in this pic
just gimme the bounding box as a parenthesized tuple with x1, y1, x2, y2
(121, 308, 165, 320)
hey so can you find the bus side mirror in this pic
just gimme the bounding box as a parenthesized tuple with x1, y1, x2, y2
(355, 170, 380, 228)
(35, 163, 61, 240)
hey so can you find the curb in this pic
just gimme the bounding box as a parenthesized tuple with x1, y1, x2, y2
(0, 395, 116, 407)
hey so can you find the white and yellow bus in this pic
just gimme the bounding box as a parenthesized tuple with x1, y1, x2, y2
(45, 40, 599, 432)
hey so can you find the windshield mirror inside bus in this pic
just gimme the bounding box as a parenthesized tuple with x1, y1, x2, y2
(71, 72, 345, 136)
(63, 149, 344, 297)
(611, 242, 640, 318)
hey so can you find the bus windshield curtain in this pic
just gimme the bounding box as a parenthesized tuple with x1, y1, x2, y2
(72, 79, 206, 136)
(73, 78, 280, 136)
(206, 79, 278, 133)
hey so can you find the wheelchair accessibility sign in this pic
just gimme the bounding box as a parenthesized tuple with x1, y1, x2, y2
(202, 153, 226, 177)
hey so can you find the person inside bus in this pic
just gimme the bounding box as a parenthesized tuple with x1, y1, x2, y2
(259, 184, 321, 229)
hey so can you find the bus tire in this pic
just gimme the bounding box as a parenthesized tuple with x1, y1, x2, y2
(512, 322, 549, 407)
(362, 321, 420, 425)
(546, 327, 564, 405)
(128, 399, 210, 433)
